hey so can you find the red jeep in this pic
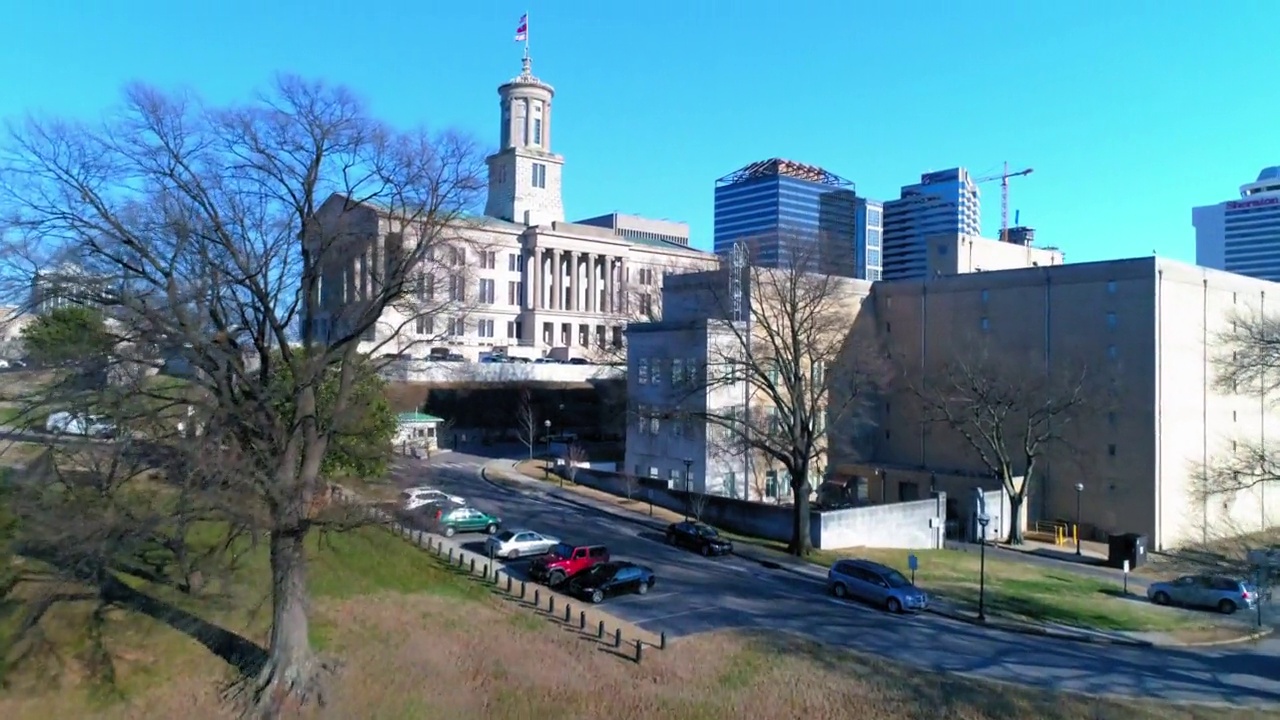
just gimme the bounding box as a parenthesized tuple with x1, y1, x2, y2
(527, 543, 609, 586)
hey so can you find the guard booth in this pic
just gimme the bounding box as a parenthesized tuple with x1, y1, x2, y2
(1107, 533, 1148, 569)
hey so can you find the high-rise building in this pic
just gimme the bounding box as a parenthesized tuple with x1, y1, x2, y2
(882, 168, 982, 281)
(1193, 166, 1280, 281)
(712, 158, 880, 279)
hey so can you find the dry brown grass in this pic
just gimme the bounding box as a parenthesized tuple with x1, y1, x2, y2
(1, 589, 1270, 720)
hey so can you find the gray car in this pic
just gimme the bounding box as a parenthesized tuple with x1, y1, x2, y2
(1147, 574, 1258, 614)
(827, 558, 929, 613)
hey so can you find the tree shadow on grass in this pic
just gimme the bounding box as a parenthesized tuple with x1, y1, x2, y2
(98, 574, 268, 678)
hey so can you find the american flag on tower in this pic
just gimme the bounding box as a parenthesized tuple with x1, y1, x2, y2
(514, 14, 528, 42)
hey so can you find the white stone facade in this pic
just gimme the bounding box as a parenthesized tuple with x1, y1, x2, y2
(308, 57, 716, 362)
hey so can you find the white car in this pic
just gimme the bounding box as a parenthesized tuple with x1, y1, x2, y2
(400, 486, 466, 511)
(485, 529, 560, 560)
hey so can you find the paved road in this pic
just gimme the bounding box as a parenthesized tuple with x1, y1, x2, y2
(395, 452, 1280, 708)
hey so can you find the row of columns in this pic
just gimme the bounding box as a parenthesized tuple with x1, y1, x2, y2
(525, 248, 627, 314)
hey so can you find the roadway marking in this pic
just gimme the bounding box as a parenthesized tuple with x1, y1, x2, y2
(631, 605, 725, 625)
(608, 592, 679, 604)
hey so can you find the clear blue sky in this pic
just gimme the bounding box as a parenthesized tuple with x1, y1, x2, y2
(3, 1, 1277, 262)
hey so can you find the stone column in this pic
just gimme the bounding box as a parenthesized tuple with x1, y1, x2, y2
(526, 248, 538, 310)
(617, 257, 628, 314)
(603, 257, 613, 314)
(568, 252, 580, 312)
(587, 255, 599, 314)
(550, 249, 562, 311)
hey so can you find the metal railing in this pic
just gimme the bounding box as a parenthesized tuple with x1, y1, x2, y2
(1027, 520, 1068, 546)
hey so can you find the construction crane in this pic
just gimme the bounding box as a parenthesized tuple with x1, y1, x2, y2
(974, 162, 1033, 241)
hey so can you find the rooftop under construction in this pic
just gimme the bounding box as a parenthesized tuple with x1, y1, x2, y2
(716, 158, 854, 189)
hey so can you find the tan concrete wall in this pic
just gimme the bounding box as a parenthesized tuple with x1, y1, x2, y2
(924, 233, 1064, 277)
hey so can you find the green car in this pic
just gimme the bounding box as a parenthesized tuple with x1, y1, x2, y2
(429, 504, 502, 538)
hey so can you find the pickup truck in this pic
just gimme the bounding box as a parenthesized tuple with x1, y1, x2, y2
(527, 543, 609, 586)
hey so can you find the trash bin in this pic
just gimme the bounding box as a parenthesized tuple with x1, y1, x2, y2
(1107, 533, 1148, 569)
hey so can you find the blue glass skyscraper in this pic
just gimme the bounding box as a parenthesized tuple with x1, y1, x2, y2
(881, 168, 982, 281)
(713, 158, 880, 279)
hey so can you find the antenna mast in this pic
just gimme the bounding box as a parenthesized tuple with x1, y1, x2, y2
(731, 241, 746, 322)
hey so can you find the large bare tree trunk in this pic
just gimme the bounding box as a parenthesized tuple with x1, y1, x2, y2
(789, 476, 813, 556)
(255, 523, 327, 717)
(1006, 494, 1026, 545)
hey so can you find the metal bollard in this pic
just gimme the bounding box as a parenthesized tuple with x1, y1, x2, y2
(660, 631, 667, 650)
(507, 575, 513, 592)
(549, 596, 556, 614)
(564, 604, 572, 622)
(447, 548, 453, 562)
(521, 581, 527, 599)
(597, 620, 605, 638)
(635, 639, 643, 663)
(436, 541, 443, 556)
(534, 589, 540, 607)
(425, 535, 432, 551)
(614, 628, 622, 648)
(579, 610, 586, 630)
(482, 563, 489, 578)
(469, 557, 475, 573)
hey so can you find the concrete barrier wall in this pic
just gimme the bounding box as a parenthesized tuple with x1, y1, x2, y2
(563, 466, 944, 550)
(815, 493, 946, 549)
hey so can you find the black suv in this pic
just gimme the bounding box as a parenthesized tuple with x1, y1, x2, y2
(665, 521, 733, 556)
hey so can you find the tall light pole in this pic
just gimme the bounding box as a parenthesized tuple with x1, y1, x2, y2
(543, 419, 552, 483)
(977, 513, 990, 622)
(683, 457, 693, 520)
(1074, 482, 1085, 556)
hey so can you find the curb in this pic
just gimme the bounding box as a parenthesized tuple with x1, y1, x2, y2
(1166, 626, 1275, 648)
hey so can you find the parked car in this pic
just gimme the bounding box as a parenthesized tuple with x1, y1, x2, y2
(485, 529, 560, 559)
(528, 543, 609, 586)
(45, 411, 115, 439)
(1147, 575, 1258, 614)
(665, 521, 733, 556)
(826, 558, 929, 614)
(425, 504, 501, 538)
(400, 486, 466, 511)
(565, 561, 656, 604)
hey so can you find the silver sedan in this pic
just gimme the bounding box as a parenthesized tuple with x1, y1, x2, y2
(485, 529, 560, 560)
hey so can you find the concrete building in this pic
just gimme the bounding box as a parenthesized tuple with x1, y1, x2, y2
(306, 56, 716, 361)
(1193, 166, 1280, 281)
(924, 233, 1064, 277)
(624, 268, 873, 503)
(882, 168, 982, 281)
(851, 257, 1280, 551)
(712, 159, 881, 280)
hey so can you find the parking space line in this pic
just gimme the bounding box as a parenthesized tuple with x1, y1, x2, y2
(608, 592, 679, 604)
(631, 605, 725, 625)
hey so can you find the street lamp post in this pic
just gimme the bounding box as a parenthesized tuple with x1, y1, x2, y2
(1074, 482, 1085, 556)
(543, 419, 552, 483)
(977, 513, 990, 622)
(682, 457, 693, 520)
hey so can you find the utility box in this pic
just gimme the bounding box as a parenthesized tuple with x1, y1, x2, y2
(1107, 533, 1148, 570)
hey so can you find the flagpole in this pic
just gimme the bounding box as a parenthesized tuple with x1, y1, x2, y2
(524, 10, 530, 60)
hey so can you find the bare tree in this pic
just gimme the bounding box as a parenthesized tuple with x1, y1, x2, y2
(621, 470, 639, 502)
(687, 238, 888, 556)
(584, 257, 714, 365)
(0, 77, 484, 714)
(515, 388, 537, 459)
(688, 490, 710, 521)
(913, 341, 1088, 545)
(563, 442, 588, 486)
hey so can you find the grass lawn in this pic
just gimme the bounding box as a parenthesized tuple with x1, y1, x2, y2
(504, 465, 1217, 634)
(0, 524, 1269, 720)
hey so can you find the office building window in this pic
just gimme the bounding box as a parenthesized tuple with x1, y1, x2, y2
(477, 318, 495, 337)
(1106, 312, 1117, 329)
(981, 289, 989, 304)
(980, 316, 990, 332)
(637, 359, 649, 385)
(479, 251, 496, 269)
(867, 208, 882, 226)
(1107, 411, 1116, 426)
(672, 358, 683, 386)
(533, 118, 542, 145)
(1108, 443, 1117, 457)
(507, 321, 516, 338)
(508, 281, 521, 305)
(478, 279, 495, 304)
(415, 316, 433, 335)
(449, 275, 464, 301)
(1107, 344, 1118, 360)
(866, 228, 881, 248)
(532, 163, 547, 188)
(1106, 280, 1117, 294)
(448, 317, 465, 336)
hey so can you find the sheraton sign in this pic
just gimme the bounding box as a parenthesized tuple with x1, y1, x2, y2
(1227, 197, 1280, 210)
